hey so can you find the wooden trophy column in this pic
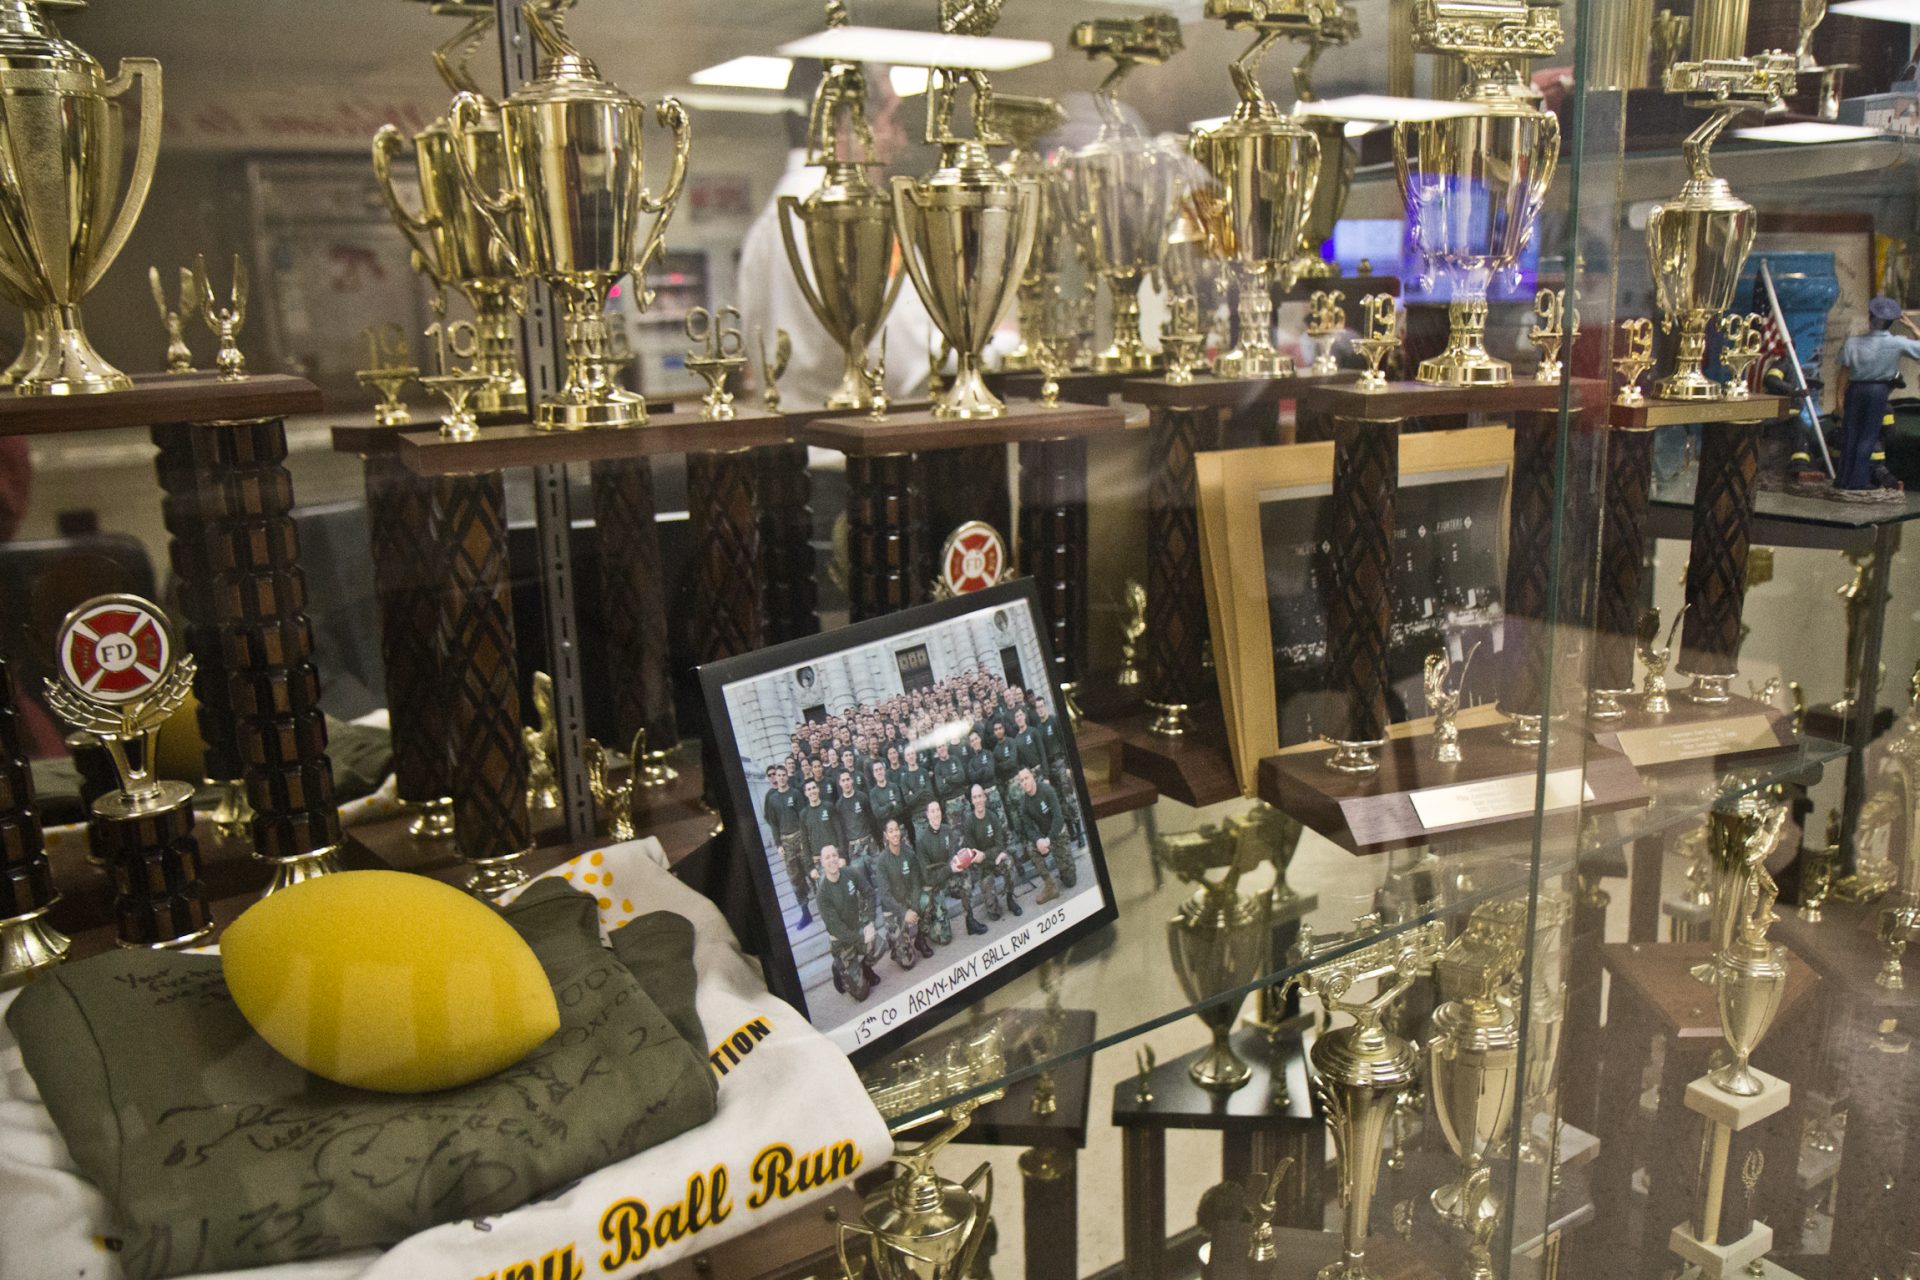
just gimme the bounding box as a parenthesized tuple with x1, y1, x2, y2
(1326, 412, 1398, 761)
(0, 656, 65, 984)
(591, 457, 681, 766)
(1017, 435, 1089, 694)
(758, 442, 819, 643)
(1678, 417, 1763, 700)
(1592, 425, 1655, 713)
(1496, 408, 1565, 744)
(845, 450, 930, 622)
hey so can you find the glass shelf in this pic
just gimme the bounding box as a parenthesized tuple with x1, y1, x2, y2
(865, 733, 1849, 1127)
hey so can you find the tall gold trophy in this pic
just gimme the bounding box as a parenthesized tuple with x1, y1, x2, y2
(1427, 915, 1522, 1228)
(1648, 0, 1794, 400)
(1395, 0, 1560, 387)
(992, 93, 1069, 373)
(0, 0, 161, 396)
(374, 13, 526, 415)
(779, 13, 905, 411)
(893, 2, 1037, 419)
(1187, 0, 1322, 379)
(452, 0, 689, 430)
(1288, 3, 1359, 285)
(1065, 15, 1184, 375)
(1695, 793, 1788, 984)
(1159, 821, 1272, 1093)
(1291, 919, 1446, 1280)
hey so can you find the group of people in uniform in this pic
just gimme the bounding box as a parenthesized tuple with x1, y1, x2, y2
(756, 668, 1087, 1003)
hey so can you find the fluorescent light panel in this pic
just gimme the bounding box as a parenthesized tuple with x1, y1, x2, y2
(779, 26, 1053, 71)
(677, 90, 800, 115)
(1830, 0, 1920, 21)
(891, 66, 931, 97)
(1299, 94, 1480, 122)
(690, 55, 794, 90)
(1194, 114, 1383, 136)
(1733, 121, 1886, 142)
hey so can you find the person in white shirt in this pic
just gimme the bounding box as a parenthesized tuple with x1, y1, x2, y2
(737, 61, 939, 407)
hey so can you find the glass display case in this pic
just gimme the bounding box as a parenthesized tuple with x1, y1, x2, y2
(0, 0, 1917, 1278)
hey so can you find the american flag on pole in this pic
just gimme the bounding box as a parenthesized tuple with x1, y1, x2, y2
(1748, 303, 1790, 394)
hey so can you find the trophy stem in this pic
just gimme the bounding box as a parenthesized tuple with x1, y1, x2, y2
(260, 844, 346, 897)
(1092, 272, 1154, 373)
(0, 307, 54, 386)
(471, 290, 527, 415)
(829, 340, 873, 410)
(406, 796, 456, 840)
(934, 352, 1007, 420)
(1218, 265, 1290, 378)
(1418, 282, 1510, 387)
(542, 290, 642, 430)
(1190, 1024, 1255, 1092)
(1655, 308, 1720, 401)
(1683, 672, 1734, 705)
(15, 303, 134, 396)
(0, 907, 69, 990)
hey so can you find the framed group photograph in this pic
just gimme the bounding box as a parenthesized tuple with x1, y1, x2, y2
(699, 581, 1118, 1064)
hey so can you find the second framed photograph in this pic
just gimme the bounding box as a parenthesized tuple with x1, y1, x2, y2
(698, 581, 1118, 1065)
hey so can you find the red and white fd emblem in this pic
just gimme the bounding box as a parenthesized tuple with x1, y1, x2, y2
(941, 521, 1007, 596)
(57, 596, 172, 705)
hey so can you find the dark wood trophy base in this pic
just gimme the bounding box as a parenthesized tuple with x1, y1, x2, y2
(1587, 692, 1796, 772)
(1258, 723, 1647, 855)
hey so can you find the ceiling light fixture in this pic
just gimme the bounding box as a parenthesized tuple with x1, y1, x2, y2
(1733, 121, 1886, 142)
(690, 55, 794, 90)
(890, 66, 931, 97)
(676, 90, 802, 116)
(779, 26, 1053, 71)
(1830, 0, 1920, 21)
(1298, 94, 1481, 122)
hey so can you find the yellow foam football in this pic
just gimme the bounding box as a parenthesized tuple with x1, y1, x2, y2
(221, 871, 560, 1093)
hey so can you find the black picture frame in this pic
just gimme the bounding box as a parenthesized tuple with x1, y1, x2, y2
(698, 580, 1118, 1066)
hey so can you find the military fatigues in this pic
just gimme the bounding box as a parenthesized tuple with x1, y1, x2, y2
(867, 774, 908, 849)
(835, 787, 881, 908)
(898, 766, 935, 837)
(963, 804, 1019, 917)
(964, 751, 1002, 823)
(799, 798, 841, 868)
(878, 839, 931, 962)
(915, 818, 969, 936)
(816, 871, 875, 998)
(1032, 713, 1084, 840)
(1016, 778, 1076, 890)
(762, 785, 808, 907)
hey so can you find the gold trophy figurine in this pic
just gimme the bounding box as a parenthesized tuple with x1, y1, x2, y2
(1529, 288, 1576, 383)
(1719, 313, 1765, 400)
(892, 1, 1038, 420)
(684, 305, 746, 421)
(838, 1101, 996, 1280)
(451, 0, 690, 431)
(1118, 580, 1147, 686)
(781, 10, 905, 411)
(1614, 316, 1655, 405)
(523, 671, 561, 813)
(1423, 643, 1478, 765)
(757, 326, 791, 414)
(1427, 914, 1522, 1228)
(150, 265, 200, 374)
(0, 2, 161, 396)
(1696, 793, 1790, 986)
(1287, 5, 1361, 286)
(1649, 16, 1795, 400)
(1065, 15, 1185, 374)
(1712, 851, 1789, 1096)
(372, 12, 528, 417)
(1305, 290, 1345, 376)
(583, 731, 639, 841)
(197, 254, 248, 380)
(1187, 0, 1323, 379)
(1160, 822, 1273, 1093)
(1396, 0, 1560, 387)
(1290, 919, 1447, 1280)
(1793, 0, 1852, 119)
(418, 367, 493, 442)
(1351, 294, 1398, 391)
(1636, 605, 1686, 715)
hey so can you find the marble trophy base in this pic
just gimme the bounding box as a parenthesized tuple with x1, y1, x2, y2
(1670, 1220, 1774, 1280)
(1670, 1070, 1791, 1280)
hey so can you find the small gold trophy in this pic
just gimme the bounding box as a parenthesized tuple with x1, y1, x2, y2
(1697, 794, 1790, 986)
(150, 265, 200, 374)
(1427, 915, 1522, 1228)
(1160, 822, 1272, 1093)
(1065, 15, 1185, 375)
(0, 3, 161, 395)
(583, 731, 639, 841)
(1614, 317, 1656, 406)
(837, 1102, 996, 1280)
(1397, 0, 1561, 387)
(197, 253, 248, 380)
(1423, 643, 1478, 766)
(1305, 290, 1345, 376)
(1351, 293, 1399, 391)
(1118, 580, 1147, 686)
(356, 323, 417, 427)
(1712, 854, 1788, 1096)
(684, 305, 746, 421)
(892, 0, 1037, 419)
(419, 368, 493, 442)
(1529, 288, 1576, 383)
(523, 670, 560, 813)
(451, 0, 690, 430)
(1289, 919, 1446, 1280)
(1636, 605, 1685, 715)
(992, 93, 1070, 374)
(1288, 3, 1361, 286)
(1648, 9, 1794, 400)
(373, 12, 528, 416)
(1719, 313, 1765, 401)
(1187, 0, 1324, 379)
(757, 326, 791, 414)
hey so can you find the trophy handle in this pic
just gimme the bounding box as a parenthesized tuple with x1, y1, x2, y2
(87, 58, 164, 297)
(834, 1222, 873, 1279)
(447, 92, 524, 275)
(890, 177, 959, 351)
(958, 1161, 995, 1276)
(776, 195, 837, 336)
(1508, 113, 1560, 265)
(632, 97, 693, 308)
(371, 125, 446, 290)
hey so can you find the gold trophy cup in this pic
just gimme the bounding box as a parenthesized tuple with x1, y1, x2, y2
(839, 1103, 995, 1280)
(1396, 0, 1561, 388)
(1187, 1, 1322, 379)
(0, 2, 162, 396)
(1427, 918, 1522, 1227)
(893, 9, 1037, 420)
(1158, 819, 1273, 1092)
(451, 0, 689, 430)
(1066, 15, 1184, 375)
(1711, 845, 1789, 1095)
(780, 44, 904, 410)
(1285, 3, 1360, 285)
(993, 93, 1068, 373)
